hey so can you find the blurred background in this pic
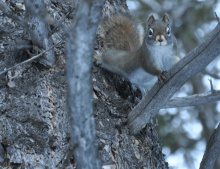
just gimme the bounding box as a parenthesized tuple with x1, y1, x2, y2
(127, 0, 220, 168)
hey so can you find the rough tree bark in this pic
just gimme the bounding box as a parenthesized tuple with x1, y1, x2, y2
(24, 0, 55, 66)
(2, 0, 219, 168)
(0, 0, 168, 168)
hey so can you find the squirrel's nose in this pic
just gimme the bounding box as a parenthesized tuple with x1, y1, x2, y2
(158, 38, 163, 42)
(156, 35, 165, 43)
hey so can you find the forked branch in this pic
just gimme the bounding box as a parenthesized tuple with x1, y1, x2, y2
(128, 22, 220, 134)
(164, 90, 220, 109)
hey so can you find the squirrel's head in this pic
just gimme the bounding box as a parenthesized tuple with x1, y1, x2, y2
(145, 14, 173, 47)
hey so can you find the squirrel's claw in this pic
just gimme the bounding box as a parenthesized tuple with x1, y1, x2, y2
(157, 71, 167, 83)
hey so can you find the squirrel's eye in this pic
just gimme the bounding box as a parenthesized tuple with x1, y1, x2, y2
(149, 28, 153, 37)
(166, 27, 171, 36)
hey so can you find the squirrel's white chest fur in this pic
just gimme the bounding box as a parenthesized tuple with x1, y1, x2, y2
(128, 45, 179, 92)
(149, 45, 176, 70)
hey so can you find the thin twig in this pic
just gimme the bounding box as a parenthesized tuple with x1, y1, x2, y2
(208, 79, 214, 93)
(0, 39, 63, 76)
(215, 12, 220, 23)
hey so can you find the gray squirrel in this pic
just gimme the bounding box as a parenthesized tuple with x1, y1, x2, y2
(94, 12, 180, 92)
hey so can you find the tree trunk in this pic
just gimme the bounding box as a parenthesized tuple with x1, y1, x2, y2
(0, 0, 168, 168)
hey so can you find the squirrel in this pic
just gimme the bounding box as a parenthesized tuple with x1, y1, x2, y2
(94, 12, 180, 92)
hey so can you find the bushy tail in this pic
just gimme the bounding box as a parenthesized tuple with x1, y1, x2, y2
(94, 13, 145, 61)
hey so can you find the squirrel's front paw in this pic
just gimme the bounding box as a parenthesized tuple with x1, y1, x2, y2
(157, 71, 167, 83)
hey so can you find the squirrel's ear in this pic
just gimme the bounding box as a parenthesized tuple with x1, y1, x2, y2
(147, 15, 155, 26)
(162, 14, 170, 25)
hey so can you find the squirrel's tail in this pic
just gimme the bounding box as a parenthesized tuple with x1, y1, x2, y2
(94, 13, 145, 61)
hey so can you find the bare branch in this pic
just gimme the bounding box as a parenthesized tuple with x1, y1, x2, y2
(203, 69, 220, 80)
(65, 0, 105, 168)
(163, 91, 220, 109)
(128, 22, 220, 134)
(0, 39, 63, 76)
(200, 123, 220, 169)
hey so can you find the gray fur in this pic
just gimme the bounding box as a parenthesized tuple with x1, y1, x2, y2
(95, 13, 180, 92)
